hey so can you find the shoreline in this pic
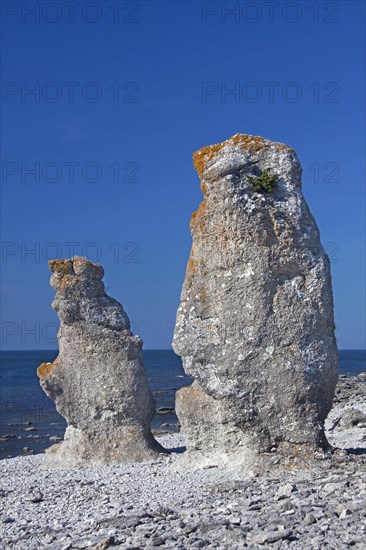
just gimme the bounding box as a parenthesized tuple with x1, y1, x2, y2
(1, 372, 364, 461)
(1, 374, 365, 549)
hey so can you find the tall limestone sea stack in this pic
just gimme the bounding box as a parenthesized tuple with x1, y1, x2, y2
(173, 134, 338, 465)
(38, 257, 162, 467)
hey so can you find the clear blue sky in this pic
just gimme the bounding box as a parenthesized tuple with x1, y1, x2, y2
(1, 0, 365, 350)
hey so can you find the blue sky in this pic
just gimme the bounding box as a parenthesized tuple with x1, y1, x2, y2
(1, 0, 365, 350)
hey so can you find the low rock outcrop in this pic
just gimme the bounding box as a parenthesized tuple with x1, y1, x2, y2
(38, 257, 162, 467)
(173, 134, 338, 465)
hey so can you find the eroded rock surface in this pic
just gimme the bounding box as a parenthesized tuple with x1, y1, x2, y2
(38, 257, 162, 467)
(173, 134, 338, 464)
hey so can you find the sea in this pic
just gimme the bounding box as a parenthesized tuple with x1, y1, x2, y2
(1, 349, 365, 460)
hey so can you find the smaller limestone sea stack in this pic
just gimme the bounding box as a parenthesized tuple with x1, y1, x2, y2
(38, 257, 162, 467)
(173, 134, 338, 466)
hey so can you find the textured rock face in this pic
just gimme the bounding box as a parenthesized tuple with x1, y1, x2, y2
(38, 257, 162, 467)
(173, 134, 338, 463)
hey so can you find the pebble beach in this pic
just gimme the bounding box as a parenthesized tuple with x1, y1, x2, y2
(1, 374, 365, 550)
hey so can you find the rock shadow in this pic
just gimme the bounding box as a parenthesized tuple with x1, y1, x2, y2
(345, 447, 366, 456)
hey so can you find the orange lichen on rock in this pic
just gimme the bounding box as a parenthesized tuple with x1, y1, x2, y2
(187, 254, 198, 275)
(49, 258, 104, 291)
(200, 181, 207, 196)
(52, 273, 82, 290)
(198, 284, 207, 303)
(185, 254, 209, 289)
(186, 253, 201, 288)
(49, 259, 73, 274)
(37, 361, 56, 379)
(190, 199, 207, 232)
(193, 134, 293, 179)
(61, 274, 82, 287)
(73, 256, 102, 275)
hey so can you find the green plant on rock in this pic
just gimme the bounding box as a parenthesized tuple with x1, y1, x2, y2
(247, 169, 279, 193)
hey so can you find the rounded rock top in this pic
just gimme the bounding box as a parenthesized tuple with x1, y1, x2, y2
(193, 133, 295, 180)
(49, 257, 104, 280)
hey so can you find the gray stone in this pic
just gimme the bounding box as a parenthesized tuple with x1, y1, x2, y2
(28, 490, 43, 503)
(338, 507, 353, 519)
(340, 408, 366, 428)
(303, 513, 317, 525)
(276, 483, 297, 499)
(1, 422, 366, 550)
(248, 527, 292, 544)
(173, 134, 338, 464)
(38, 257, 163, 467)
(2, 517, 15, 524)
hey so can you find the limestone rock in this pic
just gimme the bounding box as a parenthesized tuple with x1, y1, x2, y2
(339, 408, 366, 428)
(173, 134, 338, 463)
(38, 257, 163, 467)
